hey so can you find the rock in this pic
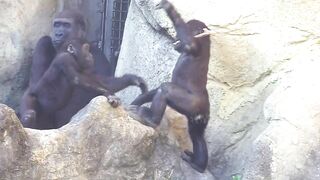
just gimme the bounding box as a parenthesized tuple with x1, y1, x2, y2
(0, 104, 29, 176)
(242, 60, 320, 179)
(0, 96, 156, 179)
(0, 0, 57, 110)
(164, 107, 192, 152)
(0, 96, 217, 179)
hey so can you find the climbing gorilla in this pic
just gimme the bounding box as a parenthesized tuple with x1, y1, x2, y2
(129, 0, 211, 173)
(19, 10, 147, 129)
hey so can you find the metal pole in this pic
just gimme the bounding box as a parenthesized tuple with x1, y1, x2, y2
(99, 0, 108, 50)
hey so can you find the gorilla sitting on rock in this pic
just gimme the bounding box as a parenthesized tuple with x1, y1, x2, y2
(19, 10, 147, 129)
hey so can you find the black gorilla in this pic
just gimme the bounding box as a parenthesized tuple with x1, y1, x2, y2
(19, 10, 147, 129)
(27, 38, 147, 128)
(129, 0, 211, 173)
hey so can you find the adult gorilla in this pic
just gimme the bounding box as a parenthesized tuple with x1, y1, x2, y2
(19, 10, 113, 129)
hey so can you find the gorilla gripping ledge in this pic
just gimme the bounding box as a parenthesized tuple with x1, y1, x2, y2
(129, 0, 211, 173)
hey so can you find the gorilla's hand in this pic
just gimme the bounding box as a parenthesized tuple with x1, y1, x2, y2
(156, 0, 172, 10)
(107, 95, 121, 108)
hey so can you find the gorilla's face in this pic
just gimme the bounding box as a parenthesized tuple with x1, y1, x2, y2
(52, 18, 79, 49)
(187, 20, 208, 36)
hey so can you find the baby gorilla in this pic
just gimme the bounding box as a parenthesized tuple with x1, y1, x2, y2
(25, 38, 147, 128)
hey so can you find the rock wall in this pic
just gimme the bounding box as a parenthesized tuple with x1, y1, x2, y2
(116, 0, 320, 179)
(0, 0, 57, 110)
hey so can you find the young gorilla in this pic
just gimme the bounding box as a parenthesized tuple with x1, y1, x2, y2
(129, 0, 211, 173)
(28, 38, 147, 127)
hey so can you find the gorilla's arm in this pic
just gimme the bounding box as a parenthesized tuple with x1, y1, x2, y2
(159, 0, 199, 54)
(58, 53, 111, 96)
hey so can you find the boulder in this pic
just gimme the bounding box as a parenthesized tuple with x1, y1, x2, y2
(0, 96, 156, 179)
(0, 96, 217, 179)
(242, 60, 320, 179)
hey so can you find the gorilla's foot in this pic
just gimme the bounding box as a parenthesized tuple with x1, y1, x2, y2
(125, 105, 158, 128)
(181, 150, 206, 173)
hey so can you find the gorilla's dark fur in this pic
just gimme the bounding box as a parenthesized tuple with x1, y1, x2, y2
(130, 0, 211, 173)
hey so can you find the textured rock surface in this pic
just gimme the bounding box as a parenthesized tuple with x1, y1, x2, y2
(0, 0, 57, 110)
(116, 0, 320, 179)
(0, 96, 156, 179)
(242, 60, 320, 180)
(0, 96, 216, 179)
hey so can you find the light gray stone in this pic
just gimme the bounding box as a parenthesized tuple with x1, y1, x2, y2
(0, 96, 216, 179)
(242, 60, 320, 180)
(0, 96, 156, 179)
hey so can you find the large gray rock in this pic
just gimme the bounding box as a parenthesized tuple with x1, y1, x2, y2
(116, 0, 320, 179)
(115, 0, 179, 103)
(0, 96, 156, 179)
(242, 60, 320, 180)
(0, 0, 57, 109)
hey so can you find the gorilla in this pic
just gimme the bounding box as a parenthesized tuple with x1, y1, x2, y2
(19, 9, 146, 129)
(26, 38, 146, 128)
(129, 0, 211, 173)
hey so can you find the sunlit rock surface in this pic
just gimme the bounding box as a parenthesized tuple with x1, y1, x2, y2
(0, 96, 216, 179)
(0, 0, 57, 109)
(0, 97, 156, 179)
(116, 0, 320, 179)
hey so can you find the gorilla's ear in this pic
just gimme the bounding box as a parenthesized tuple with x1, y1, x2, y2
(82, 43, 90, 53)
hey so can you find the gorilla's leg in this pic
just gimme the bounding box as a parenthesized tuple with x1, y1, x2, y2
(131, 88, 158, 106)
(102, 74, 148, 94)
(132, 82, 209, 172)
(19, 36, 56, 128)
(134, 82, 204, 127)
(19, 89, 37, 128)
(182, 119, 208, 173)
